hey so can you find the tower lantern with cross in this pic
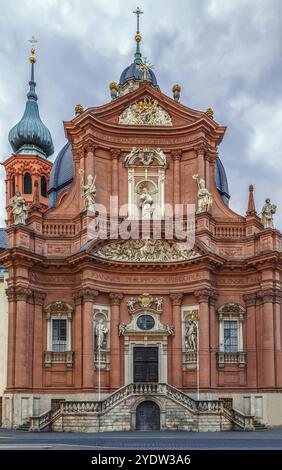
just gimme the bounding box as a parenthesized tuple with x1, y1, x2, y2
(3, 36, 54, 223)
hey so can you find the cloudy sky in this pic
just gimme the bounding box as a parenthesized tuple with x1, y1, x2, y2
(0, 0, 282, 228)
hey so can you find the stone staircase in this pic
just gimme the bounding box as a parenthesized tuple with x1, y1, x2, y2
(253, 419, 268, 431)
(16, 419, 31, 432)
(29, 383, 257, 433)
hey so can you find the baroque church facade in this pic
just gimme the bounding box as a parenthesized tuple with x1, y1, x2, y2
(1, 13, 282, 431)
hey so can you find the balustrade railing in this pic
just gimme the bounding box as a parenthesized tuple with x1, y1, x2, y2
(214, 225, 246, 238)
(42, 223, 76, 236)
(30, 382, 255, 431)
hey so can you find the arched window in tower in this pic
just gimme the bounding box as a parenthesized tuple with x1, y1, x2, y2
(23, 172, 32, 194)
(12, 176, 15, 196)
(41, 175, 47, 197)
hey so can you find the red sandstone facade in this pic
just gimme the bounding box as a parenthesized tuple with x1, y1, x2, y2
(1, 80, 282, 430)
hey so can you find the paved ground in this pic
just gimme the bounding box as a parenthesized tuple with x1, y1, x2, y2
(0, 427, 282, 450)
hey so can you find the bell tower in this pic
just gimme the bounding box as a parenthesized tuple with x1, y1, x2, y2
(3, 37, 53, 224)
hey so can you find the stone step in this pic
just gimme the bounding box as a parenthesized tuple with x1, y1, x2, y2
(253, 419, 267, 430)
(16, 420, 31, 432)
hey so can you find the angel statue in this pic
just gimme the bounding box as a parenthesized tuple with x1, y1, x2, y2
(79, 169, 96, 212)
(11, 191, 28, 225)
(136, 184, 158, 220)
(192, 174, 213, 213)
(261, 198, 277, 229)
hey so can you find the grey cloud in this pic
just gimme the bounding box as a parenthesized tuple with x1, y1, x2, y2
(0, 0, 282, 229)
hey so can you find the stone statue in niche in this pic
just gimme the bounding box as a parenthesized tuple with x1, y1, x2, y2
(139, 187, 154, 219)
(193, 174, 213, 213)
(185, 319, 197, 351)
(11, 191, 28, 225)
(79, 169, 96, 212)
(95, 319, 108, 350)
(261, 198, 276, 229)
(136, 183, 158, 220)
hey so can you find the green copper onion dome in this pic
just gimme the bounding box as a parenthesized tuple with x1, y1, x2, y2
(8, 47, 54, 158)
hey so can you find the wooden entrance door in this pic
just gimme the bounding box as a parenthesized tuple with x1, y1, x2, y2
(133, 347, 158, 383)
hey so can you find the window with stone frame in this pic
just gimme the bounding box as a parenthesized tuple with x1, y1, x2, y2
(44, 301, 74, 367)
(217, 303, 246, 368)
(51, 319, 67, 352)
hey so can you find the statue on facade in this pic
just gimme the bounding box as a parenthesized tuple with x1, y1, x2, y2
(193, 174, 213, 213)
(127, 297, 137, 313)
(11, 191, 28, 225)
(79, 169, 96, 212)
(154, 297, 163, 312)
(166, 324, 175, 336)
(118, 322, 127, 336)
(138, 187, 155, 220)
(261, 198, 276, 229)
(185, 319, 197, 351)
(95, 319, 108, 350)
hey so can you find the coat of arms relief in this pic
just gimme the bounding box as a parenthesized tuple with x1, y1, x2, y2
(118, 97, 172, 126)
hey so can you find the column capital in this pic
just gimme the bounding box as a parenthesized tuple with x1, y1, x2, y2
(243, 293, 257, 307)
(84, 141, 97, 154)
(109, 292, 123, 305)
(6, 286, 16, 302)
(209, 290, 218, 306)
(170, 293, 183, 306)
(110, 148, 121, 160)
(13, 286, 33, 302)
(194, 288, 215, 303)
(257, 288, 282, 304)
(171, 150, 182, 161)
(77, 288, 99, 302)
(195, 143, 208, 156)
(33, 290, 46, 306)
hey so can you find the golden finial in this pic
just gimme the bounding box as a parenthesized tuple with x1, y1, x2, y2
(28, 36, 38, 64)
(205, 107, 214, 119)
(135, 33, 142, 43)
(109, 82, 118, 90)
(74, 104, 84, 115)
(172, 84, 181, 93)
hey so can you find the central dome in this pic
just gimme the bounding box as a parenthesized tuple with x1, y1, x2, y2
(119, 61, 158, 87)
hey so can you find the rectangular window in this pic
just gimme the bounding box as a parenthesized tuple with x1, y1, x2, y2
(52, 319, 67, 352)
(223, 320, 238, 353)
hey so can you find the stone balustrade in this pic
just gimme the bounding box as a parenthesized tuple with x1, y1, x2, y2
(217, 351, 247, 368)
(44, 351, 74, 368)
